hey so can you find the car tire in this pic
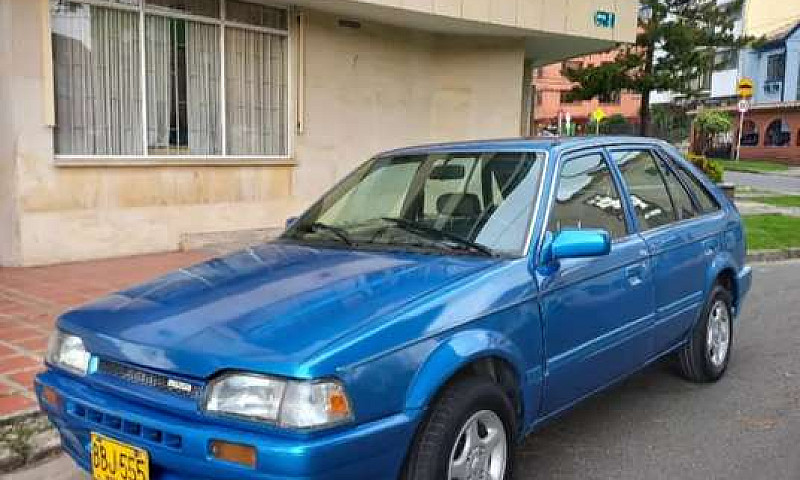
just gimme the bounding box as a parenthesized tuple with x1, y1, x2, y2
(677, 284, 734, 382)
(402, 376, 515, 480)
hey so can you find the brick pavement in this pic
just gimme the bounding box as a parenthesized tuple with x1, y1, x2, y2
(0, 251, 211, 420)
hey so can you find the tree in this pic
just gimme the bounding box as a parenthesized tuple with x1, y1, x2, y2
(563, 0, 758, 135)
(692, 109, 733, 156)
(650, 104, 691, 142)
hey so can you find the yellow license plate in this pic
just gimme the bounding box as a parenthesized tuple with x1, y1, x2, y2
(91, 433, 149, 480)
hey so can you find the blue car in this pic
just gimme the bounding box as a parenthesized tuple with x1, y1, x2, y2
(38, 137, 752, 480)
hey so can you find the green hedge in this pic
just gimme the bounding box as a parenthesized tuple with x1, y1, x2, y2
(687, 154, 724, 183)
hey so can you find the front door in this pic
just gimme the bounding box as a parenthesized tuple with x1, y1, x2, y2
(537, 149, 655, 415)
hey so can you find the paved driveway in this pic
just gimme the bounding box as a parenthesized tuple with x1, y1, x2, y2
(5, 261, 799, 480)
(725, 171, 800, 194)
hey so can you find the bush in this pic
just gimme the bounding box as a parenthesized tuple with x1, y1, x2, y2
(688, 153, 724, 183)
(692, 110, 734, 156)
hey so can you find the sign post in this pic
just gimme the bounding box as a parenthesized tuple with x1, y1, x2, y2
(565, 112, 572, 136)
(735, 99, 749, 162)
(735, 78, 754, 162)
(591, 108, 606, 135)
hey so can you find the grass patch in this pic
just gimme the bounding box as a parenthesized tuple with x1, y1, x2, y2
(751, 195, 800, 208)
(719, 159, 789, 174)
(744, 214, 800, 250)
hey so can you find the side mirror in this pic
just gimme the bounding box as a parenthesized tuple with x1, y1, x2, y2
(285, 216, 299, 229)
(551, 229, 611, 260)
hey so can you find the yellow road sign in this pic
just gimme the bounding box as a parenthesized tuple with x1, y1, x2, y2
(737, 78, 754, 98)
(592, 108, 607, 123)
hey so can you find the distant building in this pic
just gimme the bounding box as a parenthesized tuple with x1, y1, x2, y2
(531, 50, 641, 135)
(651, 0, 800, 111)
(735, 19, 800, 162)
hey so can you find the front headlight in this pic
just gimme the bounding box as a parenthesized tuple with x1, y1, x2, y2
(46, 331, 91, 376)
(204, 373, 353, 429)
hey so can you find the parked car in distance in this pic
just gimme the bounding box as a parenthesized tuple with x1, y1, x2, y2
(38, 136, 752, 480)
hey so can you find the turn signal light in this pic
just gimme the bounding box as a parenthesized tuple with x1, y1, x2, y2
(210, 440, 256, 468)
(42, 386, 62, 409)
(328, 390, 350, 416)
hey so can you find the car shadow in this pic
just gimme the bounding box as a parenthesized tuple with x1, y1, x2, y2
(511, 358, 701, 479)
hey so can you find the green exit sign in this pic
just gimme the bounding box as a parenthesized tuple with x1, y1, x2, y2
(595, 11, 616, 28)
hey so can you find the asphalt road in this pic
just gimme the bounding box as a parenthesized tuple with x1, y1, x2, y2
(5, 261, 799, 480)
(725, 170, 800, 194)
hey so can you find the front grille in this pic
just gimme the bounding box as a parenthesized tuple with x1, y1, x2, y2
(97, 359, 203, 399)
(67, 400, 183, 450)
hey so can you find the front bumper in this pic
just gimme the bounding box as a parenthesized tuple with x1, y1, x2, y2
(36, 370, 419, 480)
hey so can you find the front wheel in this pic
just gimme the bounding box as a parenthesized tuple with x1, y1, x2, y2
(403, 376, 515, 480)
(677, 285, 734, 382)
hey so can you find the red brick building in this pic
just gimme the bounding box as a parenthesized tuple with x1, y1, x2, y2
(531, 50, 641, 134)
(736, 103, 800, 164)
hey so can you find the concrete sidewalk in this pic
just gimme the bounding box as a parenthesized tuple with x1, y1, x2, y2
(725, 171, 800, 195)
(0, 251, 211, 420)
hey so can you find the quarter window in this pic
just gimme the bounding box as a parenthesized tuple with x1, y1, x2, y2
(673, 163, 720, 214)
(656, 156, 697, 221)
(50, 0, 289, 157)
(548, 152, 627, 239)
(612, 150, 675, 230)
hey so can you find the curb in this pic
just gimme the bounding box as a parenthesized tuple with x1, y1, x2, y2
(0, 412, 60, 474)
(746, 248, 800, 263)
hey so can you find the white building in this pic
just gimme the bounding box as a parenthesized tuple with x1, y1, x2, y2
(651, 0, 800, 109)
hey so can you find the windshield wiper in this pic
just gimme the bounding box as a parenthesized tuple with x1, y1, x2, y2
(379, 217, 495, 257)
(296, 222, 354, 246)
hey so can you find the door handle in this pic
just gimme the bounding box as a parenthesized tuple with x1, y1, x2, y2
(625, 263, 645, 287)
(703, 238, 719, 256)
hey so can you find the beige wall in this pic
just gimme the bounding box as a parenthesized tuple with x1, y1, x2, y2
(0, 3, 528, 266)
(294, 11, 525, 203)
(335, 0, 637, 44)
(744, 0, 800, 36)
(0, 0, 299, 266)
(0, 0, 25, 266)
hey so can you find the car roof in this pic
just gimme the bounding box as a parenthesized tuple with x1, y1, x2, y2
(377, 136, 670, 157)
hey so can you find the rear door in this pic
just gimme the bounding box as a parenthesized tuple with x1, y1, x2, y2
(538, 148, 655, 414)
(610, 147, 715, 355)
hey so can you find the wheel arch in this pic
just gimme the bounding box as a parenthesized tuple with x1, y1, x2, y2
(707, 253, 740, 312)
(404, 330, 528, 428)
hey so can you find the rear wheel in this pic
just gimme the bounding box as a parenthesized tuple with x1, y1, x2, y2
(677, 284, 733, 382)
(403, 376, 515, 480)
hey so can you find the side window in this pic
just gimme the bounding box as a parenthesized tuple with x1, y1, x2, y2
(548, 152, 628, 239)
(674, 162, 721, 214)
(612, 149, 675, 230)
(656, 155, 697, 221)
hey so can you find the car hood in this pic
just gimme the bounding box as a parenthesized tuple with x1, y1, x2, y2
(59, 242, 497, 379)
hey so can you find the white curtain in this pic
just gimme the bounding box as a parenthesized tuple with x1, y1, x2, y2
(186, 22, 222, 155)
(52, 4, 143, 155)
(225, 27, 287, 156)
(145, 14, 171, 152)
(145, 16, 221, 155)
(52, 2, 288, 157)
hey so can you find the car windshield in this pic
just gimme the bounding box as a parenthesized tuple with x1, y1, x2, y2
(282, 151, 545, 257)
